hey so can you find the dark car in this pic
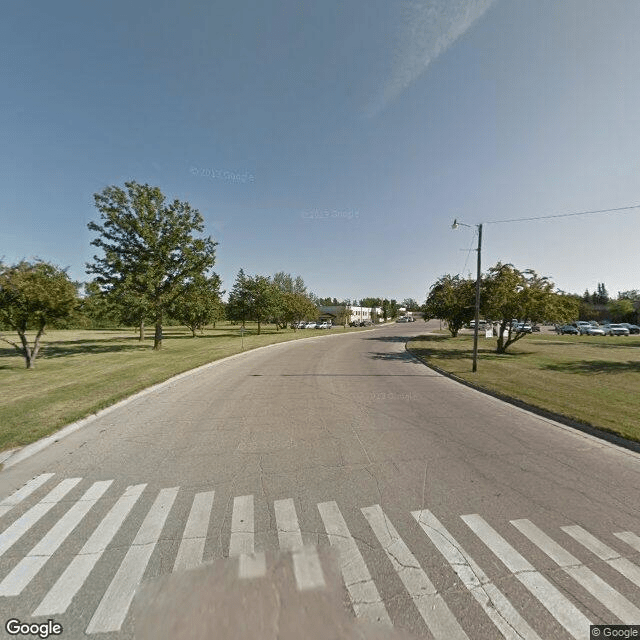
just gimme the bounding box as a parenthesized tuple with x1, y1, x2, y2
(619, 323, 640, 334)
(560, 324, 579, 335)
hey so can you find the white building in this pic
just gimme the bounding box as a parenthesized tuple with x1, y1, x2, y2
(318, 305, 383, 324)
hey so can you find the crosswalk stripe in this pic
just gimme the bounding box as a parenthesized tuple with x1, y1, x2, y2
(614, 531, 640, 554)
(173, 491, 214, 572)
(85, 487, 178, 634)
(0, 478, 81, 559)
(33, 484, 146, 616)
(363, 505, 468, 639)
(317, 500, 392, 627)
(0, 474, 55, 518)
(0, 480, 112, 597)
(461, 514, 591, 640)
(274, 498, 303, 550)
(229, 494, 254, 556)
(412, 510, 541, 640)
(512, 519, 640, 624)
(562, 525, 640, 589)
(229, 494, 265, 579)
(274, 498, 324, 590)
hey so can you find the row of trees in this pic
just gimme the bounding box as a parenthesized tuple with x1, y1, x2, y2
(226, 270, 318, 334)
(1, 182, 343, 368)
(578, 284, 640, 324)
(423, 263, 580, 353)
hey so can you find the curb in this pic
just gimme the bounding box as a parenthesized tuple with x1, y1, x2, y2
(1, 325, 379, 471)
(405, 340, 640, 457)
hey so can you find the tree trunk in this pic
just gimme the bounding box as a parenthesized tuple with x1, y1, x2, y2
(257, 320, 261, 335)
(18, 325, 45, 369)
(153, 311, 163, 350)
(139, 319, 145, 341)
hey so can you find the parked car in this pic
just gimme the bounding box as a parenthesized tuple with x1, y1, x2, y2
(317, 321, 329, 329)
(573, 321, 592, 335)
(396, 317, 410, 323)
(305, 321, 318, 329)
(349, 320, 360, 327)
(619, 323, 640, 334)
(292, 320, 307, 329)
(603, 324, 630, 336)
(584, 326, 605, 336)
(514, 322, 532, 333)
(559, 324, 580, 335)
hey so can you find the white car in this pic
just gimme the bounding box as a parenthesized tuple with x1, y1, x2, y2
(305, 321, 318, 329)
(584, 326, 605, 336)
(317, 321, 329, 329)
(603, 324, 630, 336)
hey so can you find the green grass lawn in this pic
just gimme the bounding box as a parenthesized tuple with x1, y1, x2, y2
(0, 323, 363, 452)
(407, 333, 640, 443)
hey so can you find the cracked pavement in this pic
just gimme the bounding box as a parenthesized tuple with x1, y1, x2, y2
(1, 320, 640, 639)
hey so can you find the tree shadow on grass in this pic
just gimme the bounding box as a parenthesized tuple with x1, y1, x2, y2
(542, 360, 640, 374)
(39, 342, 152, 358)
(408, 334, 452, 343)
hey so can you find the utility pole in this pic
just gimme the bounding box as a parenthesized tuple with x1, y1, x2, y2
(452, 219, 483, 372)
(472, 223, 482, 372)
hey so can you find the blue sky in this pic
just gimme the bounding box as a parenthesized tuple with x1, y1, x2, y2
(2, 0, 639, 303)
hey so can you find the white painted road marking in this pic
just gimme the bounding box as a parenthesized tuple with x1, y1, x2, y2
(614, 531, 640, 553)
(229, 494, 266, 579)
(173, 491, 214, 571)
(462, 514, 591, 640)
(363, 505, 469, 639)
(274, 498, 303, 550)
(318, 500, 392, 626)
(229, 494, 254, 556)
(85, 487, 178, 634)
(0, 474, 55, 518)
(412, 509, 541, 640)
(274, 498, 325, 590)
(0, 480, 112, 596)
(0, 478, 81, 558)
(33, 483, 146, 616)
(512, 518, 640, 624)
(562, 525, 640, 588)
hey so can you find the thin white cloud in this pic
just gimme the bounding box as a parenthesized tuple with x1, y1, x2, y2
(367, 0, 496, 117)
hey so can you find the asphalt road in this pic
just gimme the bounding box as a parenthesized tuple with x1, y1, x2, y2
(1, 321, 639, 639)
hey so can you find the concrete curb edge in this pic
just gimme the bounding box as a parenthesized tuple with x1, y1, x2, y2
(405, 340, 640, 457)
(1, 326, 378, 471)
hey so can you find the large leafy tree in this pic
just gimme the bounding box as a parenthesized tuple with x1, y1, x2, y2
(170, 274, 224, 336)
(423, 275, 475, 337)
(0, 260, 77, 368)
(227, 269, 250, 327)
(482, 262, 578, 353)
(279, 292, 318, 329)
(86, 181, 217, 350)
(245, 275, 279, 334)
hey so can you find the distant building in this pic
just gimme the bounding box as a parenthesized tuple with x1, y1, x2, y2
(318, 305, 383, 324)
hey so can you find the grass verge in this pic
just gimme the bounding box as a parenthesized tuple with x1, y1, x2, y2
(407, 333, 640, 443)
(0, 323, 364, 451)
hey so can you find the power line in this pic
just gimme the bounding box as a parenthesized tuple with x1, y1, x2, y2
(485, 203, 640, 225)
(459, 228, 477, 277)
